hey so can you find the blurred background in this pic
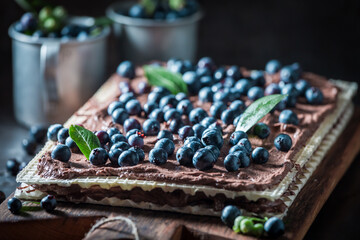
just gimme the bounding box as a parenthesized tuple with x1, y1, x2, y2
(0, 0, 359, 239)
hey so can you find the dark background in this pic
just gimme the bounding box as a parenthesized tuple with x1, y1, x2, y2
(0, 0, 359, 239)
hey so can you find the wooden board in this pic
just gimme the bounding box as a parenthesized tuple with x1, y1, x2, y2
(1, 107, 359, 240)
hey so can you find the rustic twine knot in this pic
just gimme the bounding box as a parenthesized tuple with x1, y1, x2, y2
(85, 216, 139, 240)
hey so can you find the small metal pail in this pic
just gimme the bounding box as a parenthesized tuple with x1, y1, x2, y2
(106, 0, 203, 64)
(8, 17, 110, 127)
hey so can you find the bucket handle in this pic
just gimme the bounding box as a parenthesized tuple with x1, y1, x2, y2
(40, 42, 60, 113)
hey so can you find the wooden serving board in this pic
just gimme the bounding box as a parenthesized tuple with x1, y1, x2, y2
(1, 107, 359, 240)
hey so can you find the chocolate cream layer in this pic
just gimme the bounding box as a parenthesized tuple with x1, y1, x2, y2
(37, 68, 339, 192)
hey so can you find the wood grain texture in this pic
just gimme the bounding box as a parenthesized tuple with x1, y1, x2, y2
(0, 107, 359, 240)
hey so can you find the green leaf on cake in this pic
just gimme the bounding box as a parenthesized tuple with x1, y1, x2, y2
(144, 65, 188, 95)
(69, 125, 101, 160)
(236, 94, 287, 133)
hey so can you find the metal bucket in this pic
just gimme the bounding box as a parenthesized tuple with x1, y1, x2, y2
(106, 0, 203, 64)
(8, 17, 110, 127)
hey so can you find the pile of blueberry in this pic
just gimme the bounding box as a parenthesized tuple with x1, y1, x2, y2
(14, 6, 103, 40)
(126, 0, 199, 21)
(7, 195, 57, 214)
(221, 205, 285, 237)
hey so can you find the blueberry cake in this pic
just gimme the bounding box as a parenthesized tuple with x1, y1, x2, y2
(16, 58, 357, 218)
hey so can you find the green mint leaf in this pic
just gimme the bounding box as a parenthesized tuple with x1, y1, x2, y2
(169, 0, 186, 10)
(236, 94, 287, 133)
(144, 65, 188, 94)
(21, 206, 43, 212)
(69, 125, 101, 160)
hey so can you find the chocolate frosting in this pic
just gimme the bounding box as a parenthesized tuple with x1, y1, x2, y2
(37, 68, 339, 192)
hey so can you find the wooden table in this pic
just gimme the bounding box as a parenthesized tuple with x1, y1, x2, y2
(1, 107, 359, 240)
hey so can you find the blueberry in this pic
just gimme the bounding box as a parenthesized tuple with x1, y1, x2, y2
(201, 129, 224, 149)
(41, 195, 57, 212)
(233, 150, 250, 168)
(143, 102, 158, 116)
(221, 205, 242, 228)
(112, 108, 129, 125)
(166, 11, 180, 21)
(119, 92, 135, 104)
(147, 91, 164, 105)
(210, 102, 227, 119)
(128, 4, 145, 18)
(199, 87, 214, 102)
(129, 147, 145, 162)
(14, 22, 25, 33)
(305, 87, 324, 104)
(51, 144, 71, 162)
(137, 81, 151, 94)
(223, 77, 235, 88)
(149, 148, 168, 165)
(265, 83, 281, 96)
(175, 92, 188, 101)
(149, 108, 165, 122)
(89, 148, 108, 166)
(111, 133, 127, 144)
(221, 109, 238, 125)
(177, 125, 194, 141)
(189, 108, 208, 124)
(65, 137, 79, 152)
(164, 108, 181, 121)
(192, 124, 206, 139)
(123, 118, 141, 133)
(196, 67, 212, 78)
(226, 66, 242, 80)
(205, 145, 220, 160)
(169, 119, 184, 133)
(159, 95, 178, 109)
(6, 159, 20, 176)
(157, 130, 174, 141)
(193, 148, 215, 170)
(128, 134, 144, 148)
(234, 79, 252, 95)
(109, 149, 123, 165)
(233, 115, 242, 126)
(214, 67, 226, 81)
(7, 197, 22, 214)
(200, 76, 214, 87)
(283, 95, 297, 108)
(207, 122, 223, 135)
(118, 150, 139, 166)
(274, 134, 292, 152)
(176, 99, 193, 115)
(183, 71, 201, 94)
(252, 147, 269, 164)
(229, 145, 247, 154)
(229, 100, 246, 114)
(253, 122, 270, 139)
(184, 136, 201, 145)
(224, 154, 240, 172)
(95, 130, 110, 145)
(230, 88, 242, 100)
(291, 62, 302, 80)
(280, 66, 297, 83)
(264, 217, 285, 237)
(265, 59, 282, 74)
(30, 125, 47, 143)
(107, 101, 124, 115)
(117, 61, 135, 79)
(125, 99, 142, 115)
(168, 60, 186, 73)
(197, 57, 216, 71)
(211, 82, 224, 93)
(153, 86, 171, 95)
(229, 131, 248, 145)
(162, 104, 173, 113)
(200, 117, 217, 128)
(279, 109, 299, 125)
(295, 79, 311, 96)
(281, 83, 299, 97)
(155, 138, 175, 156)
(247, 86, 264, 101)
(176, 147, 194, 166)
(274, 99, 287, 111)
(119, 81, 133, 93)
(213, 88, 231, 103)
(185, 141, 203, 152)
(126, 129, 140, 140)
(110, 141, 130, 151)
(250, 70, 266, 86)
(22, 138, 37, 155)
(237, 138, 252, 155)
(20, 12, 37, 31)
(47, 124, 63, 141)
(56, 128, 69, 144)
